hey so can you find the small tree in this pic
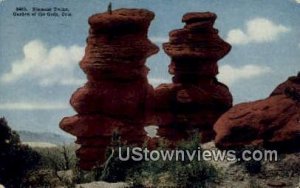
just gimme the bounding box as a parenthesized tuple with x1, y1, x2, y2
(0, 117, 41, 187)
(107, 2, 112, 14)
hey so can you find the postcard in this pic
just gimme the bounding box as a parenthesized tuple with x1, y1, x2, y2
(0, 0, 299, 187)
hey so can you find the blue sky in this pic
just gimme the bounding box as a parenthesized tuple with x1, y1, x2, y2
(0, 0, 299, 135)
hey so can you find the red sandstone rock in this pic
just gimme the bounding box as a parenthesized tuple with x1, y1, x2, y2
(168, 60, 219, 77)
(88, 9, 155, 34)
(214, 73, 300, 152)
(76, 147, 107, 161)
(182, 12, 217, 30)
(155, 82, 232, 111)
(70, 80, 153, 119)
(163, 12, 230, 60)
(60, 8, 158, 170)
(214, 94, 300, 152)
(81, 39, 158, 68)
(81, 63, 150, 81)
(270, 73, 300, 96)
(154, 12, 232, 144)
(60, 115, 124, 137)
(60, 114, 147, 142)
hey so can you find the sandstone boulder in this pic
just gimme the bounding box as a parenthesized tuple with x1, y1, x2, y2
(214, 74, 300, 152)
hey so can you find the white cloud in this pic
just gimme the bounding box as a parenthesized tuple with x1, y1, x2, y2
(218, 64, 271, 85)
(295, 0, 300, 3)
(149, 36, 168, 44)
(0, 102, 68, 110)
(226, 18, 290, 45)
(149, 77, 170, 87)
(1, 39, 171, 87)
(1, 40, 85, 86)
(39, 78, 85, 87)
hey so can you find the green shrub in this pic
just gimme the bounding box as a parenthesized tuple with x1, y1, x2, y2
(235, 146, 263, 175)
(0, 117, 41, 187)
(98, 133, 218, 187)
(35, 144, 77, 171)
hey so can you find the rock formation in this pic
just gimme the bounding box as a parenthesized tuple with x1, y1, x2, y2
(60, 8, 159, 170)
(270, 72, 300, 97)
(214, 73, 300, 152)
(155, 12, 233, 143)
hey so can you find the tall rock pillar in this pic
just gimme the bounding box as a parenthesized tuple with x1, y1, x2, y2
(60, 8, 158, 170)
(155, 12, 232, 143)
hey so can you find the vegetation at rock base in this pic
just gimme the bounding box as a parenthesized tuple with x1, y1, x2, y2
(98, 133, 218, 187)
(234, 146, 263, 175)
(0, 119, 219, 187)
(1, 118, 299, 187)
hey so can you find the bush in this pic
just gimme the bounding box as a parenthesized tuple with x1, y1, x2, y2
(35, 144, 77, 171)
(23, 144, 78, 187)
(244, 160, 262, 174)
(0, 123, 218, 187)
(0, 117, 41, 187)
(98, 133, 218, 187)
(235, 146, 262, 175)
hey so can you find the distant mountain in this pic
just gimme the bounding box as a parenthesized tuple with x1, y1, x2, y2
(18, 130, 74, 145)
